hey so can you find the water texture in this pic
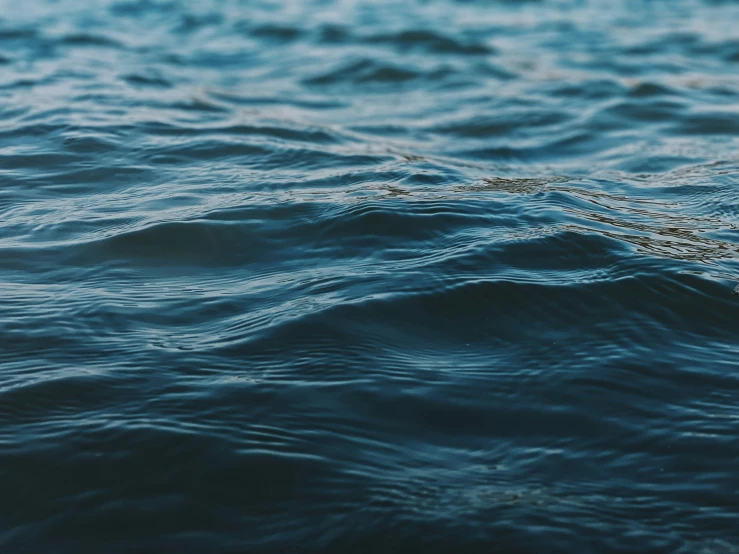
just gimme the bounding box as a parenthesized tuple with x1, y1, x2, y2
(1, 0, 738, 552)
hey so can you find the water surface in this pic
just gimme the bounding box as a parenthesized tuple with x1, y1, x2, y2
(1, 0, 739, 552)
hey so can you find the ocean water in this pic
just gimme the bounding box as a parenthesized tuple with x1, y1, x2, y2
(1, 0, 738, 552)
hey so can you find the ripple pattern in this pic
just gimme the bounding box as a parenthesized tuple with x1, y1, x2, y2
(1, 0, 739, 552)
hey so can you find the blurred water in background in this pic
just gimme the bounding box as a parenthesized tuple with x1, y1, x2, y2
(1, 0, 739, 552)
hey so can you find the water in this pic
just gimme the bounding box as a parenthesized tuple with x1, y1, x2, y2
(1, 0, 738, 551)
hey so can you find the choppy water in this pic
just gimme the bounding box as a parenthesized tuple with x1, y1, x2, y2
(2, 0, 739, 552)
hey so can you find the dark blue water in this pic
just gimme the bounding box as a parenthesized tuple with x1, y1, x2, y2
(2, 0, 739, 552)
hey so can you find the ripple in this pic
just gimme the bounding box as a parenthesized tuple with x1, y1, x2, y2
(58, 33, 124, 48)
(365, 29, 495, 55)
(305, 58, 436, 87)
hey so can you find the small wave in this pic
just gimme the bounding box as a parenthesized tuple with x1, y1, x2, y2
(364, 29, 495, 55)
(304, 58, 457, 88)
(57, 33, 123, 48)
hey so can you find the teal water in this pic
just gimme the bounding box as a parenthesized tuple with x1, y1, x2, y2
(1, 0, 739, 552)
